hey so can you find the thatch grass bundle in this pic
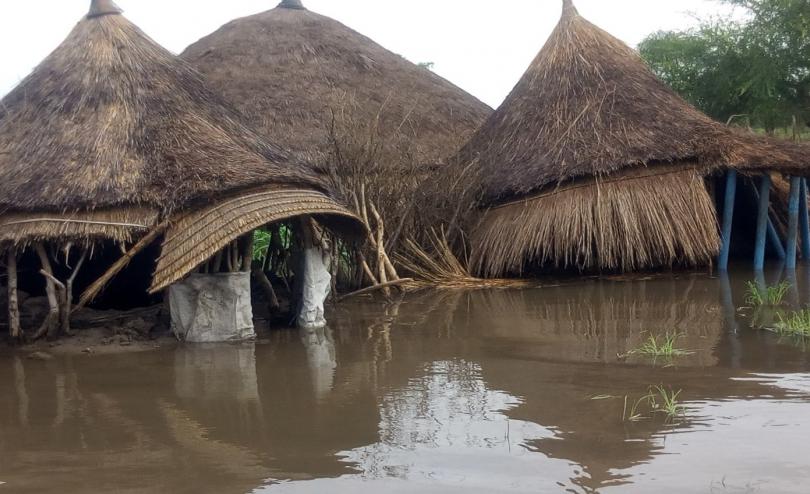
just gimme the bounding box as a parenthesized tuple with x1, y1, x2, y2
(472, 167, 721, 276)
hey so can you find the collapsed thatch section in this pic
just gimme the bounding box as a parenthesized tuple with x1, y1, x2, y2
(180, 0, 491, 164)
(473, 167, 720, 276)
(466, 0, 810, 276)
(0, 1, 361, 260)
(151, 187, 361, 292)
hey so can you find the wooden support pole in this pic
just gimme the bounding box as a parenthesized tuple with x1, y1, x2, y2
(33, 244, 59, 340)
(719, 170, 737, 271)
(800, 178, 810, 260)
(786, 176, 802, 270)
(241, 234, 255, 272)
(754, 174, 772, 271)
(61, 249, 87, 335)
(7, 250, 21, 341)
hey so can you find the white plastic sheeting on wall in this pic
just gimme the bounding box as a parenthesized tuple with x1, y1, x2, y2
(296, 245, 332, 329)
(169, 272, 255, 342)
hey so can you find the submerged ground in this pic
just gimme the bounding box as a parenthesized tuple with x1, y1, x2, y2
(1, 266, 809, 493)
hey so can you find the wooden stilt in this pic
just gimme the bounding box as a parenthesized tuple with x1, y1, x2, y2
(786, 176, 802, 270)
(7, 250, 21, 341)
(800, 178, 810, 260)
(719, 170, 737, 271)
(754, 174, 772, 271)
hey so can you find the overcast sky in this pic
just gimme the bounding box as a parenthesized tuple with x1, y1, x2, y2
(0, 0, 734, 108)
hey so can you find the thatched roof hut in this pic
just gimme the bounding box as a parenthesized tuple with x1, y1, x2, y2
(180, 0, 491, 163)
(466, 0, 810, 277)
(0, 0, 361, 292)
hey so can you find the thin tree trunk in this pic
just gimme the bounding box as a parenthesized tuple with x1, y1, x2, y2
(61, 249, 87, 335)
(33, 244, 59, 340)
(241, 234, 254, 272)
(7, 250, 21, 342)
(211, 250, 224, 274)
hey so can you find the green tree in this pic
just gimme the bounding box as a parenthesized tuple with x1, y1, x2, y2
(639, 0, 810, 134)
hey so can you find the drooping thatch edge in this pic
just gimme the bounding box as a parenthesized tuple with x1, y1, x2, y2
(0, 207, 160, 249)
(149, 187, 365, 292)
(471, 165, 722, 277)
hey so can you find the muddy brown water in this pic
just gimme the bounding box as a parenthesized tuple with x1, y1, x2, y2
(2, 267, 810, 493)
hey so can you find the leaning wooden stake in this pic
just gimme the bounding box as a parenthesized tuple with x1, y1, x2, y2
(337, 278, 413, 302)
(7, 250, 21, 342)
(76, 221, 169, 310)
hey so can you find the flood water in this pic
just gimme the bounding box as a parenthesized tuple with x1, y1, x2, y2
(2, 267, 810, 493)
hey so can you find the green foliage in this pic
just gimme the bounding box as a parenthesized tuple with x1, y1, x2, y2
(745, 280, 791, 306)
(252, 225, 293, 265)
(622, 385, 685, 422)
(417, 61, 435, 70)
(774, 309, 810, 338)
(253, 230, 272, 262)
(649, 386, 684, 420)
(639, 0, 810, 132)
(629, 333, 692, 358)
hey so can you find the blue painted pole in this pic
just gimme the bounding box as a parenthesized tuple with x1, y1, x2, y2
(800, 178, 810, 259)
(719, 170, 737, 271)
(754, 174, 772, 271)
(752, 181, 785, 260)
(766, 218, 786, 260)
(786, 176, 802, 270)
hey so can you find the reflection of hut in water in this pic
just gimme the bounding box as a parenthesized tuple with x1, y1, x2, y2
(470, 278, 723, 367)
(180, 0, 491, 164)
(464, 0, 810, 277)
(0, 0, 362, 340)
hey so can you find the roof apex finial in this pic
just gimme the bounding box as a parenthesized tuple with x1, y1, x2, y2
(88, 0, 123, 18)
(562, 0, 579, 18)
(278, 0, 306, 10)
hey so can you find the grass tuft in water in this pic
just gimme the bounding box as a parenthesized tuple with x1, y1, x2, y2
(622, 385, 685, 423)
(774, 309, 810, 338)
(745, 281, 791, 307)
(629, 333, 692, 358)
(648, 385, 683, 420)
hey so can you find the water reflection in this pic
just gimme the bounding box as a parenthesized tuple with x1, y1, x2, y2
(300, 326, 337, 401)
(1, 270, 810, 493)
(268, 360, 582, 493)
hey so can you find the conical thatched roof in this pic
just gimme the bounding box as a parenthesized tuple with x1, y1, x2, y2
(466, 1, 809, 276)
(180, 1, 491, 163)
(0, 1, 360, 248)
(463, 0, 809, 203)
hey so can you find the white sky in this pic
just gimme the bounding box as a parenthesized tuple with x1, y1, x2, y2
(0, 0, 734, 108)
